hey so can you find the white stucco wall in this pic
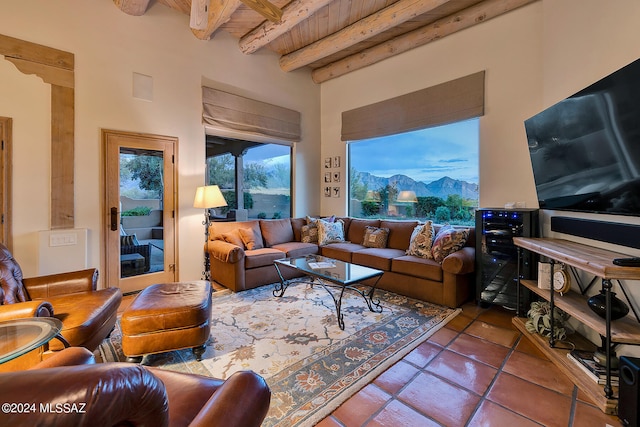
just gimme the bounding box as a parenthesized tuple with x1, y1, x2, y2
(320, 0, 640, 354)
(0, 0, 321, 281)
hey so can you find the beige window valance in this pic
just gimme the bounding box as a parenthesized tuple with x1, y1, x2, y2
(202, 87, 301, 142)
(341, 71, 485, 141)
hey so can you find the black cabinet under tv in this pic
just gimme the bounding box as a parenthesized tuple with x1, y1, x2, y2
(475, 208, 539, 310)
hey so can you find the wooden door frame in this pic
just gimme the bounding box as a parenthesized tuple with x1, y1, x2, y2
(102, 129, 179, 291)
(0, 117, 11, 250)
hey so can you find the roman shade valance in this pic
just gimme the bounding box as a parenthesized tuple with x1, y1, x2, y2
(202, 87, 301, 142)
(341, 71, 485, 141)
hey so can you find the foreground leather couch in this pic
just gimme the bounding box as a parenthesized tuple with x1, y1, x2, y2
(206, 217, 475, 308)
(0, 243, 121, 363)
(0, 347, 271, 427)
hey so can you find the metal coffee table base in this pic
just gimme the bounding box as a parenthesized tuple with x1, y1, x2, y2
(273, 265, 383, 330)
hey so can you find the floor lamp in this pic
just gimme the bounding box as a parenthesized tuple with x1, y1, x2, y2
(193, 185, 227, 281)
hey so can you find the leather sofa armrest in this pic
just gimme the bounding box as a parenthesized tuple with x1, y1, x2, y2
(0, 364, 169, 426)
(0, 300, 54, 321)
(23, 268, 98, 299)
(189, 370, 271, 427)
(206, 240, 245, 264)
(441, 246, 475, 275)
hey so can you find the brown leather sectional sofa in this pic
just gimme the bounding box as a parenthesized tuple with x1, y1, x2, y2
(205, 217, 475, 308)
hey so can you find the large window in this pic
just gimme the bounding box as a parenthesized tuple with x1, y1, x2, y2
(349, 119, 479, 225)
(206, 137, 291, 219)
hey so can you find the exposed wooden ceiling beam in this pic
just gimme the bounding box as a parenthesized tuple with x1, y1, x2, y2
(190, 0, 210, 30)
(112, 0, 152, 16)
(312, 0, 538, 83)
(239, 0, 333, 54)
(239, 0, 283, 23)
(279, 0, 450, 72)
(191, 0, 243, 40)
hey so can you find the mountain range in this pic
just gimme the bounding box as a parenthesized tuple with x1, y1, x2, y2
(356, 171, 478, 200)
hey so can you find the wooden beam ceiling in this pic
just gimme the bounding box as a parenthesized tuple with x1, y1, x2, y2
(116, 0, 539, 83)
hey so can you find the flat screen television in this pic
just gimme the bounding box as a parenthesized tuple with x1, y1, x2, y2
(524, 57, 640, 216)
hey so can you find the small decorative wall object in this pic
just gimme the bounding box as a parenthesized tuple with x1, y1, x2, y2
(333, 156, 341, 168)
(324, 186, 332, 197)
(324, 172, 332, 183)
(324, 157, 332, 168)
(333, 172, 340, 182)
(332, 187, 340, 198)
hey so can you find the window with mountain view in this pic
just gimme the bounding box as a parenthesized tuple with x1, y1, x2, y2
(206, 138, 291, 219)
(348, 119, 479, 225)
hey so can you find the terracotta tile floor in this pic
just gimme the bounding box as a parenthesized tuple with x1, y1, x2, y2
(117, 292, 623, 426)
(317, 302, 623, 427)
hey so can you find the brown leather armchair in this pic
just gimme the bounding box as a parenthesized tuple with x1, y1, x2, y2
(0, 243, 122, 356)
(0, 347, 271, 427)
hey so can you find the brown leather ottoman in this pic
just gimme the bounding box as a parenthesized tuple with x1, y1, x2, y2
(121, 281, 212, 363)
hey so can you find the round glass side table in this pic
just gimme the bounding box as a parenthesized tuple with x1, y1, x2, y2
(0, 318, 68, 365)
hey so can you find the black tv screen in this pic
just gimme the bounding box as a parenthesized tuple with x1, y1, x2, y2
(524, 57, 640, 216)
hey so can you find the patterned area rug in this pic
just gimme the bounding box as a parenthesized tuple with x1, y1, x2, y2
(100, 280, 460, 426)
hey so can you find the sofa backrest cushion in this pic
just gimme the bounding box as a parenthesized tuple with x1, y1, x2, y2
(380, 220, 419, 250)
(347, 219, 380, 244)
(290, 218, 306, 242)
(260, 219, 295, 247)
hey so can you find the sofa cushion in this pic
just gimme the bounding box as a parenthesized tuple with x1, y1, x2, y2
(320, 242, 366, 262)
(362, 226, 390, 248)
(317, 219, 346, 245)
(291, 217, 306, 242)
(239, 227, 264, 250)
(260, 219, 295, 247)
(391, 255, 443, 281)
(346, 219, 379, 244)
(271, 242, 319, 259)
(432, 225, 470, 263)
(351, 248, 405, 271)
(380, 220, 419, 250)
(44, 288, 122, 351)
(222, 229, 245, 248)
(244, 248, 286, 269)
(406, 221, 435, 259)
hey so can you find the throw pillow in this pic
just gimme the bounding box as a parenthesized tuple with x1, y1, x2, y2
(239, 227, 264, 250)
(406, 221, 435, 259)
(120, 234, 140, 246)
(222, 229, 245, 248)
(362, 226, 390, 248)
(306, 215, 335, 225)
(431, 225, 470, 263)
(301, 224, 319, 244)
(317, 218, 345, 246)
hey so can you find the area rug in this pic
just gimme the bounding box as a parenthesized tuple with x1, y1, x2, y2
(100, 280, 460, 426)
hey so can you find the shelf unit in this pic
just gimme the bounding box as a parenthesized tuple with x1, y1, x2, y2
(512, 237, 640, 415)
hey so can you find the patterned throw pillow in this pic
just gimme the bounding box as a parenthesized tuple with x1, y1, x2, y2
(120, 234, 140, 246)
(239, 227, 264, 250)
(362, 226, 390, 248)
(431, 225, 469, 263)
(406, 221, 434, 259)
(317, 219, 345, 246)
(301, 224, 319, 243)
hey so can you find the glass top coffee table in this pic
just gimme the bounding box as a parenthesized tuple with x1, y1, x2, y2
(0, 318, 67, 364)
(274, 255, 384, 330)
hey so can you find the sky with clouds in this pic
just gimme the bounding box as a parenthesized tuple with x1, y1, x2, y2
(349, 118, 479, 184)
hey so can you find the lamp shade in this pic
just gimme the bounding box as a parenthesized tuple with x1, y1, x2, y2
(193, 185, 228, 209)
(396, 190, 418, 203)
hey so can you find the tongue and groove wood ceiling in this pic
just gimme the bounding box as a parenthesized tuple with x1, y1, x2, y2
(113, 0, 537, 83)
